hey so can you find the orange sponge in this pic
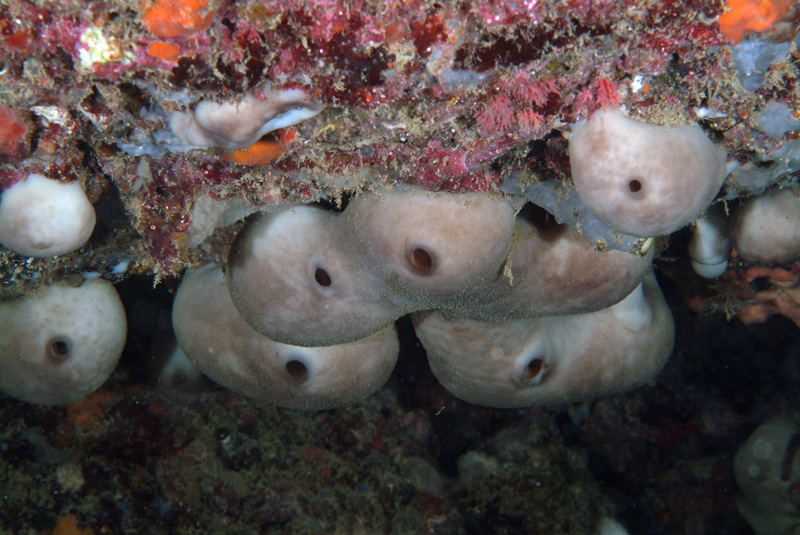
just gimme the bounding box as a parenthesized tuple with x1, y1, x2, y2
(719, 0, 794, 43)
(147, 41, 181, 61)
(227, 139, 285, 165)
(141, 0, 213, 38)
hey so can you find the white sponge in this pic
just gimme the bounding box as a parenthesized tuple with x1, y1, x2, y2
(730, 187, 800, 266)
(0, 173, 96, 257)
(0, 279, 127, 405)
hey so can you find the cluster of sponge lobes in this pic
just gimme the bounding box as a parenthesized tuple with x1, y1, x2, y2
(1, 109, 741, 409)
(0, 173, 128, 406)
(172, 110, 730, 409)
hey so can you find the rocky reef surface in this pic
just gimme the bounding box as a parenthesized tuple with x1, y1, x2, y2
(2, 0, 800, 533)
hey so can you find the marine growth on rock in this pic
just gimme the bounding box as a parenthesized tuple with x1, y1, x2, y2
(1, 1, 800, 532)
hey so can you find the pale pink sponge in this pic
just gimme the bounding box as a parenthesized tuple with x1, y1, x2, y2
(169, 91, 324, 150)
(730, 187, 800, 266)
(0, 279, 127, 405)
(174, 264, 399, 410)
(476, 210, 654, 321)
(412, 274, 674, 408)
(340, 187, 519, 307)
(688, 204, 731, 278)
(0, 173, 96, 258)
(225, 186, 676, 409)
(227, 205, 403, 347)
(734, 416, 800, 535)
(569, 110, 727, 237)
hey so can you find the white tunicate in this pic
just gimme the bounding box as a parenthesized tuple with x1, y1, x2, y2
(0, 174, 96, 257)
(728, 36, 793, 91)
(0, 279, 127, 405)
(688, 204, 731, 278)
(757, 101, 800, 139)
(725, 139, 800, 194)
(499, 176, 643, 252)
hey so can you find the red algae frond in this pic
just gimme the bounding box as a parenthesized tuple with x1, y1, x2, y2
(141, 0, 214, 38)
(719, 0, 793, 42)
(475, 94, 516, 135)
(0, 105, 29, 163)
(592, 78, 622, 110)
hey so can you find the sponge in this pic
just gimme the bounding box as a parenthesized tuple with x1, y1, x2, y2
(339, 187, 519, 306)
(412, 274, 674, 408)
(175, 264, 399, 410)
(730, 187, 800, 266)
(227, 205, 404, 347)
(0, 173, 96, 257)
(0, 279, 127, 405)
(719, 0, 794, 43)
(169, 91, 324, 150)
(569, 111, 727, 237)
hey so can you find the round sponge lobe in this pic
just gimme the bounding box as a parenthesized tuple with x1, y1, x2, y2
(175, 264, 399, 410)
(569, 111, 727, 237)
(474, 214, 654, 321)
(227, 205, 404, 347)
(0, 279, 127, 405)
(688, 205, 731, 278)
(412, 274, 674, 408)
(734, 416, 800, 535)
(730, 187, 800, 266)
(340, 187, 518, 306)
(169, 92, 324, 149)
(0, 173, 96, 257)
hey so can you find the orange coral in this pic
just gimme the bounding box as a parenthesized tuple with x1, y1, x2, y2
(719, 0, 794, 43)
(147, 40, 181, 61)
(141, 0, 214, 38)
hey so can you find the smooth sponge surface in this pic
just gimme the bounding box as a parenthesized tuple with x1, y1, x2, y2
(412, 274, 674, 408)
(569, 111, 727, 237)
(340, 187, 518, 305)
(0, 279, 127, 405)
(228, 206, 402, 346)
(174, 264, 399, 410)
(169, 91, 324, 150)
(730, 187, 800, 266)
(0, 173, 96, 257)
(734, 416, 800, 535)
